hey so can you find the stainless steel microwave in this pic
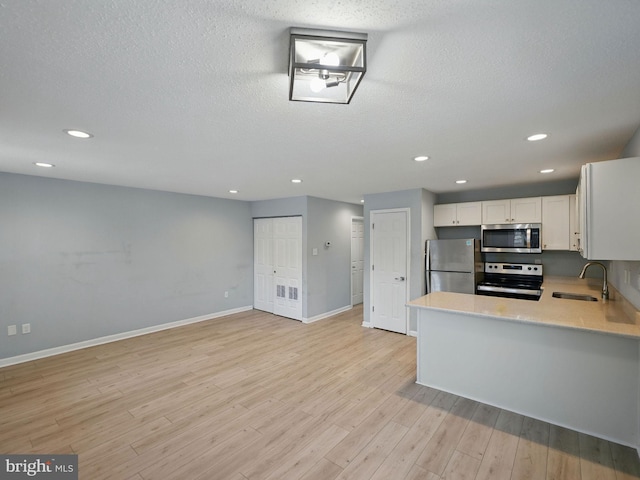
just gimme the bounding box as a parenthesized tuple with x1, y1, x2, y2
(481, 223, 542, 253)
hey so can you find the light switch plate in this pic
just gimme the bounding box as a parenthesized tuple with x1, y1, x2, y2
(22, 323, 31, 334)
(8, 325, 17, 336)
(312, 248, 318, 256)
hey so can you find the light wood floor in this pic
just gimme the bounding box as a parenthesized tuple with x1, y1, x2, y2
(2, 305, 640, 480)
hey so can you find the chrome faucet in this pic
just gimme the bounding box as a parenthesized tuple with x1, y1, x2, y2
(578, 262, 609, 300)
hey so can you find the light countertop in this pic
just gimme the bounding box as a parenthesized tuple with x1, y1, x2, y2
(407, 276, 640, 339)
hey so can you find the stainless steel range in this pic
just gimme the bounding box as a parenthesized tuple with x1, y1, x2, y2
(476, 262, 543, 301)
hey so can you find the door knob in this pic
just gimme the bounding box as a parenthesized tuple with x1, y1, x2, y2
(395, 276, 405, 281)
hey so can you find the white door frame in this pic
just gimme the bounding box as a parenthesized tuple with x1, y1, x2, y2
(368, 208, 411, 334)
(351, 216, 364, 306)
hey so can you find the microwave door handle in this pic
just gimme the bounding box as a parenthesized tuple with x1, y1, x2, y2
(526, 228, 531, 249)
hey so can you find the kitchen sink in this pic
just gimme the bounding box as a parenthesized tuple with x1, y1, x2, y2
(552, 292, 598, 302)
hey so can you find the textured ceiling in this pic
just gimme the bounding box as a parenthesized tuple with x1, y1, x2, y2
(1, 0, 639, 204)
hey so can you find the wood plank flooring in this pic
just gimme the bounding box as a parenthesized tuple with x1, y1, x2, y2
(2, 305, 640, 479)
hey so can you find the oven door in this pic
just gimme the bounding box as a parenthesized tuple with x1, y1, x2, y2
(481, 224, 541, 253)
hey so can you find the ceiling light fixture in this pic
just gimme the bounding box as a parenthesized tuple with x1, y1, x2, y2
(413, 156, 430, 162)
(540, 169, 555, 174)
(455, 180, 467, 184)
(527, 133, 548, 141)
(229, 190, 239, 194)
(64, 129, 93, 139)
(291, 179, 303, 184)
(34, 162, 55, 168)
(289, 27, 367, 104)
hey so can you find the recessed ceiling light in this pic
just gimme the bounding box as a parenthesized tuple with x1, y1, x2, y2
(34, 162, 55, 168)
(455, 179, 467, 184)
(291, 179, 302, 184)
(64, 129, 93, 139)
(229, 190, 239, 194)
(360, 199, 364, 203)
(540, 169, 555, 174)
(527, 133, 548, 142)
(413, 156, 430, 162)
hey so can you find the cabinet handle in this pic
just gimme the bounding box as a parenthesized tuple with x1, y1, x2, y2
(506, 219, 509, 222)
(452, 220, 455, 224)
(456, 220, 460, 224)
(511, 218, 515, 222)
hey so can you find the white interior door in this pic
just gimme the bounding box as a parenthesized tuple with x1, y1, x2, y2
(351, 218, 364, 305)
(254, 217, 302, 321)
(254, 218, 274, 313)
(272, 216, 303, 321)
(371, 210, 409, 334)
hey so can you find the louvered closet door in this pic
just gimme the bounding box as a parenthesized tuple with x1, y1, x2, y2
(272, 216, 302, 321)
(253, 216, 302, 321)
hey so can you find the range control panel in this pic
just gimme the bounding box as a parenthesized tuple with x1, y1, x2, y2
(484, 263, 543, 276)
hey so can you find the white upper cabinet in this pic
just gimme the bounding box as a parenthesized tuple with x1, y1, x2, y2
(542, 195, 570, 250)
(481, 200, 510, 224)
(511, 197, 542, 223)
(482, 197, 542, 224)
(569, 194, 579, 251)
(577, 157, 640, 260)
(434, 202, 482, 227)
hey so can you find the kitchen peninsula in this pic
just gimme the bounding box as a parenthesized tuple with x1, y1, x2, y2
(407, 276, 640, 449)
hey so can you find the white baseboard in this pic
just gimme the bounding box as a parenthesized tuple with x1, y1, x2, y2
(361, 321, 373, 328)
(0, 305, 254, 368)
(303, 305, 352, 324)
(408, 329, 418, 337)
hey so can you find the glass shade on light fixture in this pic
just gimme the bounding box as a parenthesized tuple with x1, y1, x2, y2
(289, 27, 367, 104)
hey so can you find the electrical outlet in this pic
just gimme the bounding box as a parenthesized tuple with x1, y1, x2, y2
(8, 325, 17, 336)
(624, 269, 630, 284)
(22, 323, 31, 334)
(224, 291, 229, 298)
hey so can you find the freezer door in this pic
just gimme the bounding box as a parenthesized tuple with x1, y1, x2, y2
(427, 239, 477, 273)
(428, 271, 476, 295)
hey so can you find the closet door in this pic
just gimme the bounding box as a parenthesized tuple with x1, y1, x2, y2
(253, 218, 274, 313)
(253, 216, 302, 321)
(272, 217, 302, 321)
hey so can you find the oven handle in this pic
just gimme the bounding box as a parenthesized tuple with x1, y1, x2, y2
(477, 285, 542, 295)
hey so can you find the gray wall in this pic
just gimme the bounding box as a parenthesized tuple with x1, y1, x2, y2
(250, 196, 363, 320)
(1, 173, 254, 360)
(306, 197, 363, 318)
(610, 124, 640, 309)
(363, 188, 436, 333)
(436, 178, 579, 204)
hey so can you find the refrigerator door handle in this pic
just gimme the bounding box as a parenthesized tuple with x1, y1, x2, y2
(425, 241, 431, 272)
(425, 241, 431, 294)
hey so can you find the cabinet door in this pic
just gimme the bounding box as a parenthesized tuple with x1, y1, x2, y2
(482, 200, 511, 224)
(583, 157, 640, 260)
(542, 195, 570, 250)
(569, 194, 579, 251)
(434, 204, 457, 227)
(456, 202, 482, 226)
(511, 197, 542, 223)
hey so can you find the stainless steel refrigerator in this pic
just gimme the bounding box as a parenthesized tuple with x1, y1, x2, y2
(425, 239, 483, 294)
